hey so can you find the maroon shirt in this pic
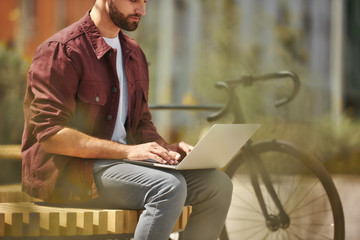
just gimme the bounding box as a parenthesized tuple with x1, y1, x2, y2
(22, 12, 163, 203)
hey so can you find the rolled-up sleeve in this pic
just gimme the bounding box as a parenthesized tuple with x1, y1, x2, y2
(137, 106, 164, 143)
(28, 41, 79, 142)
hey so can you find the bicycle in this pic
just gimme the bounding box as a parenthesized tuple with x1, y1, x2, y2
(150, 71, 345, 240)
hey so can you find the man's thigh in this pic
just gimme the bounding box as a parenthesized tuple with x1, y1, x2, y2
(92, 160, 186, 209)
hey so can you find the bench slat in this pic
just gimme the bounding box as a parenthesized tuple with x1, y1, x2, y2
(92, 211, 108, 235)
(4, 212, 23, 237)
(106, 210, 124, 234)
(123, 210, 138, 234)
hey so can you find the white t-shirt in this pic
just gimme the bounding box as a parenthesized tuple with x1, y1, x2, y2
(103, 36, 129, 144)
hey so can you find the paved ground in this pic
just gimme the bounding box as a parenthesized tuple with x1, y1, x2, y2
(332, 175, 360, 240)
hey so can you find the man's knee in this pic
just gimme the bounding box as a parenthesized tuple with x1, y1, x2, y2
(183, 169, 233, 206)
(212, 170, 233, 198)
(167, 171, 187, 199)
(198, 170, 233, 205)
(148, 171, 187, 204)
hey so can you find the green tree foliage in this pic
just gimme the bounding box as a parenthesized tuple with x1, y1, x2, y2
(0, 44, 29, 144)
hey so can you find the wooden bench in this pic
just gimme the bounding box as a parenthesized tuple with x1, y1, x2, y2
(0, 145, 192, 239)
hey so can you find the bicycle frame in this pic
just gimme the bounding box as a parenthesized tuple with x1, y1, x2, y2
(241, 144, 290, 230)
(222, 72, 299, 231)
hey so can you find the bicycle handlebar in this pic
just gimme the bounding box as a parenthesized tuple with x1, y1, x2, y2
(225, 71, 300, 107)
(207, 82, 234, 122)
(207, 71, 301, 122)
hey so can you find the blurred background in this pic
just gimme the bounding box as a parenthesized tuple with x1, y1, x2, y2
(1, 0, 360, 170)
(0, 0, 360, 237)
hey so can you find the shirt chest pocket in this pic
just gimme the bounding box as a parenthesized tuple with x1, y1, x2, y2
(134, 81, 148, 110)
(129, 81, 148, 127)
(77, 81, 108, 106)
(73, 81, 109, 134)
(136, 81, 148, 102)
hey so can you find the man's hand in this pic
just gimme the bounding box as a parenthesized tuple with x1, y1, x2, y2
(125, 141, 193, 165)
(125, 142, 181, 165)
(165, 141, 194, 163)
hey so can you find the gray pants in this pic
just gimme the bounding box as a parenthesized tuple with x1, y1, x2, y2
(91, 160, 233, 240)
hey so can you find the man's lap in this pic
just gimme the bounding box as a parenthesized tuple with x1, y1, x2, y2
(91, 160, 185, 209)
(90, 159, 230, 209)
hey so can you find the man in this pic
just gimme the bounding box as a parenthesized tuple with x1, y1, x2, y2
(22, 0, 232, 239)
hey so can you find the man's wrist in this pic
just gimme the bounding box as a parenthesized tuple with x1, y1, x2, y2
(154, 138, 168, 148)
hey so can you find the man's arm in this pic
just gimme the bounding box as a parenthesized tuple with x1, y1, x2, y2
(41, 127, 179, 164)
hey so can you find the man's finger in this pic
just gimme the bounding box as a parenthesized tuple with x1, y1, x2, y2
(150, 145, 174, 163)
(168, 150, 181, 162)
(148, 154, 167, 164)
(179, 142, 193, 154)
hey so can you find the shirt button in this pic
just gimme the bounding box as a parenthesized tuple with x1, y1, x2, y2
(84, 160, 90, 165)
(106, 114, 113, 120)
(112, 87, 118, 93)
(88, 190, 92, 196)
(94, 96, 100, 103)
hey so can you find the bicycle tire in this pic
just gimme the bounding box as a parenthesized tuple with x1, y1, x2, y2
(222, 139, 345, 240)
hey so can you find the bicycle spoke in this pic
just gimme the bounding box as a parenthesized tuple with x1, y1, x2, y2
(241, 225, 270, 240)
(286, 228, 306, 240)
(231, 223, 265, 234)
(231, 191, 263, 214)
(228, 222, 265, 239)
(281, 175, 304, 211)
(259, 231, 271, 240)
(226, 217, 264, 222)
(234, 174, 262, 199)
(278, 230, 286, 240)
(286, 178, 320, 214)
(290, 193, 329, 215)
(290, 223, 333, 239)
(231, 176, 265, 215)
(285, 229, 293, 239)
(291, 208, 333, 220)
(228, 203, 262, 215)
(291, 222, 334, 228)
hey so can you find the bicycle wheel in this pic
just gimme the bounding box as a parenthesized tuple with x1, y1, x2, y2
(222, 139, 345, 240)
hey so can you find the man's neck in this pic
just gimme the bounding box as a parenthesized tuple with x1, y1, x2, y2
(90, 3, 120, 38)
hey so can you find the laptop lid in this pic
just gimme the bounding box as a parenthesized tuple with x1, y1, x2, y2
(123, 124, 260, 170)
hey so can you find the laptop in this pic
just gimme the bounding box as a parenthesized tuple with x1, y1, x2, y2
(123, 124, 260, 170)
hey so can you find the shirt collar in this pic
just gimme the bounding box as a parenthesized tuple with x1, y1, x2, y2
(80, 11, 133, 60)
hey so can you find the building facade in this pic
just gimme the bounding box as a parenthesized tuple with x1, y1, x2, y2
(0, 0, 93, 59)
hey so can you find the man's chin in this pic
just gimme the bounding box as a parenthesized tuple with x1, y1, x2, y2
(123, 24, 139, 31)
